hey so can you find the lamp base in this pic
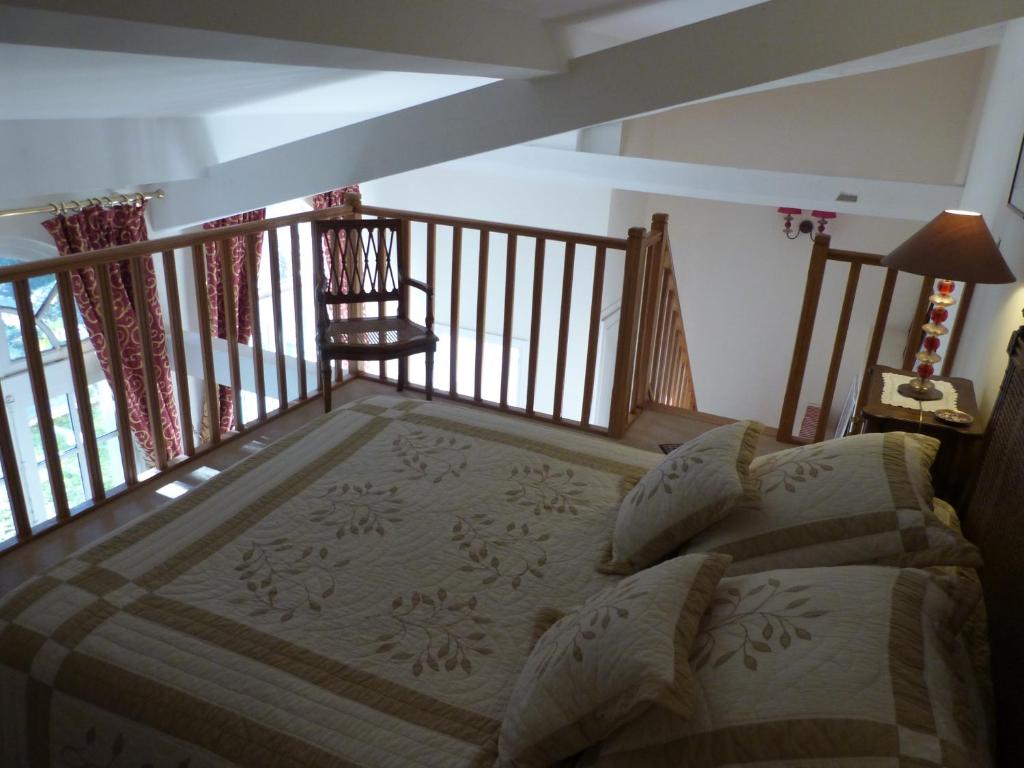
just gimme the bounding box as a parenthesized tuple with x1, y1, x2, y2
(897, 381, 944, 402)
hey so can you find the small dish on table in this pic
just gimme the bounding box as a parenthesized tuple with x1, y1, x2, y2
(934, 408, 974, 427)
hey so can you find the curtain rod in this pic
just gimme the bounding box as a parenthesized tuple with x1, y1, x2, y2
(0, 189, 166, 220)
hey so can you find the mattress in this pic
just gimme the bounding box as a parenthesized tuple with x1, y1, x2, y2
(0, 396, 658, 767)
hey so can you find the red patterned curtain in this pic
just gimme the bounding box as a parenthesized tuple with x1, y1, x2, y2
(42, 203, 183, 465)
(313, 185, 360, 310)
(201, 209, 266, 434)
(311, 185, 359, 212)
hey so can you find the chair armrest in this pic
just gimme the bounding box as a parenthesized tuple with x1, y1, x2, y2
(405, 278, 433, 296)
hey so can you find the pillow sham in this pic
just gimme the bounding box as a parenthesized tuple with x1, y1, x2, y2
(499, 553, 732, 767)
(600, 421, 762, 574)
(581, 566, 989, 767)
(681, 431, 981, 573)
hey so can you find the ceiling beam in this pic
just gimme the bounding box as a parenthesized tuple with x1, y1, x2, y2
(449, 145, 961, 221)
(0, 0, 565, 78)
(151, 0, 1024, 228)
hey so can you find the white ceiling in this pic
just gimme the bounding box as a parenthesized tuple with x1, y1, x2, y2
(0, 44, 492, 119)
(0, 0, 1018, 223)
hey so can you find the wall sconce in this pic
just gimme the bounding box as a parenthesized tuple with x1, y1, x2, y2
(778, 207, 837, 240)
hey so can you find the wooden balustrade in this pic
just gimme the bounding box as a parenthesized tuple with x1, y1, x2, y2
(778, 233, 974, 444)
(0, 199, 694, 553)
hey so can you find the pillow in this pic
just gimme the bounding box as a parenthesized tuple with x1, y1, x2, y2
(581, 566, 989, 767)
(681, 431, 981, 574)
(600, 421, 762, 574)
(499, 553, 732, 767)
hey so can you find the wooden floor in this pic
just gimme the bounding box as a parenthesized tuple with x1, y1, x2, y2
(0, 380, 788, 596)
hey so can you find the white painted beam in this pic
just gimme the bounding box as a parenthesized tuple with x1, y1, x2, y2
(0, 118, 214, 209)
(0, 1, 565, 78)
(449, 145, 962, 222)
(152, 0, 1024, 229)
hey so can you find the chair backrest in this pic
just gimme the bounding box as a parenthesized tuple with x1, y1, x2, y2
(312, 218, 403, 306)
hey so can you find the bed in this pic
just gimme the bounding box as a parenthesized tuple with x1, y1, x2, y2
(1, 326, 1021, 767)
(0, 396, 659, 766)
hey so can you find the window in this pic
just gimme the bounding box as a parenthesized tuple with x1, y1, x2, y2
(0, 241, 139, 541)
(0, 263, 63, 360)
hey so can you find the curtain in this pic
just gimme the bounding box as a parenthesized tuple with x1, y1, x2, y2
(42, 203, 183, 465)
(201, 209, 266, 435)
(311, 185, 359, 212)
(313, 185, 361, 308)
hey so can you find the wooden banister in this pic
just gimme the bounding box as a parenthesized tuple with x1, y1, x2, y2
(0, 197, 678, 555)
(608, 226, 648, 437)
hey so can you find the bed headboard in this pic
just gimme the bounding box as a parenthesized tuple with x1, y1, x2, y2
(963, 325, 1024, 765)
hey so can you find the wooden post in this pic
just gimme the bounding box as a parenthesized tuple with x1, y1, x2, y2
(608, 227, 647, 438)
(449, 227, 462, 397)
(57, 272, 106, 495)
(474, 229, 489, 402)
(552, 242, 575, 421)
(267, 230, 288, 411)
(290, 224, 307, 398)
(500, 234, 517, 409)
(15, 279, 69, 517)
(0, 375, 29, 539)
(815, 262, 861, 443)
(193, 245, 220, 444)
(96, 267, 137, 484)
(854, 267, 899, 425)
(244, 233, 267, 423)
(128, 257, 169, 470)
(941, 282, 974, 376)
(777, 235, 830, 442)
(161, 252, 194, 456)
(525, 239, 545, 415)
(635, 213, 668, 408)
(220, 239, 243, 430)
(580, 247, 606, 428)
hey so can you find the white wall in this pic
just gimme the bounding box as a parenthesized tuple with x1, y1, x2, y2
(622, 49, 988, 185)
(951, 19, 1024, 414)
(638, 193, 923, 426)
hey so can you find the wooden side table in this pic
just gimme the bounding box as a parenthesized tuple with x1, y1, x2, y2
(860, 365, 984, 509)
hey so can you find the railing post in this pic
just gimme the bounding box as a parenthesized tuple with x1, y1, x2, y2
(778, 234, 830, 443)
(634, 213, 668, 409)
(608, 226, 647, 438)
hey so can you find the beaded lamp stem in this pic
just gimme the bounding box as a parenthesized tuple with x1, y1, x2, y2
(898, 278, 955, 401)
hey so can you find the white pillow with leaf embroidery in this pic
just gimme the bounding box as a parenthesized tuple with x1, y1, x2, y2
(600, 421, 762, 574)
(681, 431, 981, 574)
(579, 566, 989, 767)
(499, 553, 732, 767)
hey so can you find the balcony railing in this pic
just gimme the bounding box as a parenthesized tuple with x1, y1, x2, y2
(777, 233, 974, 444)
(0, 195, 693, 552)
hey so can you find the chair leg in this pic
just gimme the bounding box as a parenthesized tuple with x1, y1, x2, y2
(322, 359, 333, 413)
(397, 357, 407, 392)
(425, 350, 434, 401)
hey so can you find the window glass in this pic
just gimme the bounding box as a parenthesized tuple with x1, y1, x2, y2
(0, 257, 84, 361)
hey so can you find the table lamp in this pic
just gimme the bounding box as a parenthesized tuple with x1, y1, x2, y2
(881, 210, 1015, 400)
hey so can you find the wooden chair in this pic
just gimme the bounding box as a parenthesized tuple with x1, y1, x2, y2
(312, 218, 436, 411)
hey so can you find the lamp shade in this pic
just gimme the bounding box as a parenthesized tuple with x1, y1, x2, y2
(881, 210, 1015, 284)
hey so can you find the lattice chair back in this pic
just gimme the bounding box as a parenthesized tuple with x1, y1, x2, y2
(312, 218, 403, 310)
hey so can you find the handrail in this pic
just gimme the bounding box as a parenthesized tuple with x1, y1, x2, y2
(359, 205, 630, 251)
(0, 204, 355, 282)
(0, 193, 684, 553)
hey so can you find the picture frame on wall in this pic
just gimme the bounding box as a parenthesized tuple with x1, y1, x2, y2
(1011, 132, 1024, 216)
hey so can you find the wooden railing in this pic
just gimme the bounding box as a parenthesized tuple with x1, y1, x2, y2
(0, 199, 693, 552)
(777, 233, 973, 444)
